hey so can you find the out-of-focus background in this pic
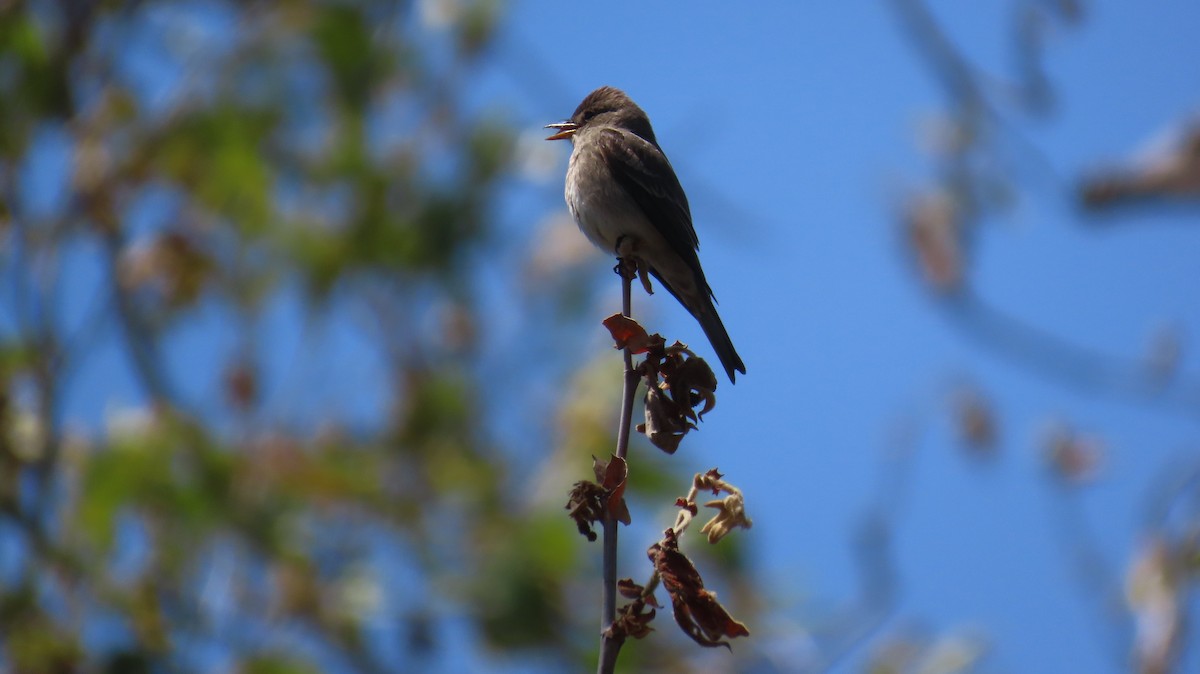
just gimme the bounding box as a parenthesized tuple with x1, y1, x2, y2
(1, 1, 1198, 672)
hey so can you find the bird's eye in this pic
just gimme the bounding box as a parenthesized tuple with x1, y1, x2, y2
(582, 110, 597, 122)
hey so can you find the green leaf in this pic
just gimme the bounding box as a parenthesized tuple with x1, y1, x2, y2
(242, 654, 322, 674)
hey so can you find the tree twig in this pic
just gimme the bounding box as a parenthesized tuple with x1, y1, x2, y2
(597, 258, 640, 674)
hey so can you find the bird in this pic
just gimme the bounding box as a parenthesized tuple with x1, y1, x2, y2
(546, 86, 745, 383)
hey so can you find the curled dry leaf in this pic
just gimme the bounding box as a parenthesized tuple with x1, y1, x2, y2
(605, 578, 660, 642)
(665, 355, 718, 422)
(648, 529, 750, 649)
(617, 578, 644, 600)
(605, 597, 657, 642)
(616, 578, 662, 607)
(602, 314, 653, 354)
(699, 493, 753, 545)
(565, 480, 606, 542)
(699, 468, 725, 492)
(599, 455, 631, 526)
(638, 348, 718, 454)
(597, 454, 627, 489)
(641, 385, 690, 454)
(565, 455, 632, 540)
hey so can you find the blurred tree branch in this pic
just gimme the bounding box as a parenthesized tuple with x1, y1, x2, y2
(892, 0, 1200, 671)
(0, 2, 765, 673)
(894, 0, 1200, 420)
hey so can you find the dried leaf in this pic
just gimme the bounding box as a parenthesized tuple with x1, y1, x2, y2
(601, 455, 627, 490)
(701, 468, 724, 491)
(602, 314, 652, 354)
(699, 493, 753, 544)
(617, 578, 644, 599)
(670, 356, 718, 402)
(568, 455, 630, 538)
(605, 600, 656, 641)
(649, 530, 750, 649)
(565, 480, 606, 541)
(608, 475, 631, 526)
(643, 385, 688, 453)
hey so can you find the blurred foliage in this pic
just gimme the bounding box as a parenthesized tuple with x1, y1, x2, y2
(0, 1, 757, 673)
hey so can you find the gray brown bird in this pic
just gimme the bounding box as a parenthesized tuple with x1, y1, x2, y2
(546, 86, 746, 382)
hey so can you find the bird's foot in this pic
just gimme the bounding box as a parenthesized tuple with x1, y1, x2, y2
(638, 265, 654, 295)
(613, 235, 637, 279)
(613, 236, 654, 293)
(613, 256, 638, 282)
(612, 258, 654, 294)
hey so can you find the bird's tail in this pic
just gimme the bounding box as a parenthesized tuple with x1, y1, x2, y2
(696, 302, 745, 384)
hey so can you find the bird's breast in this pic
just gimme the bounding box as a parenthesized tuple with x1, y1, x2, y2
(560, 134, 701, 305)
(564, 144, 645, 254)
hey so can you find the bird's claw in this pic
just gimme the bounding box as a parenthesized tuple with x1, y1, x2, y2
(638, 265, 654, 295)
(613, 236, 653, 293)
(613, 235, 639, 281)
(614, 256, 638, 282)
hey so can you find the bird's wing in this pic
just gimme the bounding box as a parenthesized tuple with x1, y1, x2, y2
(597, 128, 703, 271)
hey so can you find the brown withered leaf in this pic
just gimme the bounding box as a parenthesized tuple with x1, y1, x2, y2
(649, 529, 750, 649)
(666, 356, 718, 421)
(567, 455, 631, 531)
(674, 497, 698, 516)
(616, 578, 662, 607)
(565, 480, 606, 542)
(598, 454, 627, 490)
(607, 576, 658, 641)
(617, 578, 644, 600)
(608, 479, 631, 525)
(602, 314, 653, 354)
(596, 455, 631, 525)
(590, 455, 608, 482)
(641, 385, 690, 454)
(605, 598, 657, 641)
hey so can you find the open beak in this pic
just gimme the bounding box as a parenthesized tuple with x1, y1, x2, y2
(545, 122, 579, 141)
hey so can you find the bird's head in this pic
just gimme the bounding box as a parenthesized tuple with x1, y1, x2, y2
(545, 86, 658, 146)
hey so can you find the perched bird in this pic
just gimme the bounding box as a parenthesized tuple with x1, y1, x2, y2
(546, 86, 746, 383)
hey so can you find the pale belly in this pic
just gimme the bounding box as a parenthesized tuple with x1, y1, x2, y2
(564, 147, 644, 254)
(562, 145, 702, 301)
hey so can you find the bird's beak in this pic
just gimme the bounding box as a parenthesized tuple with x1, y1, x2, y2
(545, 122, 579, 141)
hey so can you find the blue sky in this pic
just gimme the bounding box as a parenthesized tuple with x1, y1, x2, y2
(28, 0, 1200, 671)
(489, 1, 1200, 671)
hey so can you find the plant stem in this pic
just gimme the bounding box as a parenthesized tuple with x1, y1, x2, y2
(598, 262, 639, 674)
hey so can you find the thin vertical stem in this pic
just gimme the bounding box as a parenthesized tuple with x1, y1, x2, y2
(598, 262, 639, 674)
